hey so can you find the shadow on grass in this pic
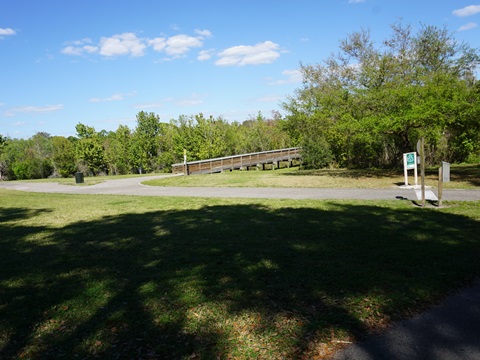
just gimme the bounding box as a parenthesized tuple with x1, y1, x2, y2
(1, 203, 480, 359)
(447, 164, 480, 187)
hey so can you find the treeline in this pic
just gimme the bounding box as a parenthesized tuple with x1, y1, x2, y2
(282, 23, 480, 168)
(0, 112, 291, 180)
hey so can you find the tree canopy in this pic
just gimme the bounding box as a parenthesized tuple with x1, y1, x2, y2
(0, 112, 290, 180)
(282, 22, 480, 168)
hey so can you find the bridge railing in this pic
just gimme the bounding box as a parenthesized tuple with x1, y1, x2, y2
(172, 147, 302, 175)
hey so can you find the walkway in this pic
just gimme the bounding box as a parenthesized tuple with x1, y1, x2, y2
(0, 175, 479, 201)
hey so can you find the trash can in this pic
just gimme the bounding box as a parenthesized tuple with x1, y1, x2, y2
(75, 172, 84, 184)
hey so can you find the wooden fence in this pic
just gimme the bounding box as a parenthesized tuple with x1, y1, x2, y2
(172, 147, 302, 175)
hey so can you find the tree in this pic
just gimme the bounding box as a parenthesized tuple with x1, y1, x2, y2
(132, 111, 161, 173)
(103, 126, 134, 175)
(283, 22, 480, 168)
(75, 123, 106, 175)
(52, 136, 77, 177)
(30, 132, 54, 178)
(0, 138, 50, 180)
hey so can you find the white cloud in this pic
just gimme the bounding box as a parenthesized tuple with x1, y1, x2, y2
(458, 22, 478, 31)
(0, 27, 16, 36)
(198, 49, 215, 61)
(63, 30, 212, 59)
(174, 94, 205, 107)
(269, 69, 302, 85)
(4, 104, 63, 117)
(61, 44, 98, 56)
(148, 37, 167, 52)
(195, 29, 212, 37)
(133, 102, 163, 110)
(164, 34, 203, 57)
(89, 92, 135, 103)
(453, 5, 480, 17)
(215, 41, 281, 67)
(61, 38, 98, 56)
(99, 32, 146, 57)
(349, 0, 365, 3)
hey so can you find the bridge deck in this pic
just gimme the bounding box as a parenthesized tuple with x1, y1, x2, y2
(172, 147, 302, 175)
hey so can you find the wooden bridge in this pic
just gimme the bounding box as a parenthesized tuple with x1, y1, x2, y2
(172, 147, 302, 175)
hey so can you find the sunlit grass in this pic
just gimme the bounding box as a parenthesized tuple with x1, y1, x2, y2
(1, 189, 479, 358)
(143, 164, 480, 189)
(20, 173, 166, 186)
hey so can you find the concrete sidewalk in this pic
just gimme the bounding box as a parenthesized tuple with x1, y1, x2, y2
(0, 176, 479, 201)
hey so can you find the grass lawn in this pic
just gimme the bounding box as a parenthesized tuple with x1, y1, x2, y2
(1, 188, 479, 359)
(21, 173, 165, 187)
(143, 164, 480, 189)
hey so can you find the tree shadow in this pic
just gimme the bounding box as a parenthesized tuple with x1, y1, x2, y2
(448, 164, 480, 187)
(1, 203, 479, 358)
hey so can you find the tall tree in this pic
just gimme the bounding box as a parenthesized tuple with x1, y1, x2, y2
(283, 22, 480, 168)
(132, 111, 161, 173)
(51, 136, 76, 177)
(75, 123, 106, 175)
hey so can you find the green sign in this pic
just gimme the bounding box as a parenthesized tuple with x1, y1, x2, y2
(406, 152, 415, 170)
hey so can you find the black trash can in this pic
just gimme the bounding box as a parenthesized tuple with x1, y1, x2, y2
(75, 172, 84, 184)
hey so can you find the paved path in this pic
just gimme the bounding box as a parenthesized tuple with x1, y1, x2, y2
(0, 175, 479, 201)
(333, 280, 480, 360)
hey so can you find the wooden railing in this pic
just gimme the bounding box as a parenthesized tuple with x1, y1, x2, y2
(172, 147, 302, 175)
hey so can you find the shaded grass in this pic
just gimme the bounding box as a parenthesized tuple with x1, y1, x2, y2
(0, 189, 479, 359)
(144, 164, 480, 189)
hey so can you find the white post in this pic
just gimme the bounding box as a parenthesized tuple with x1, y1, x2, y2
(403, 153, 409, 186)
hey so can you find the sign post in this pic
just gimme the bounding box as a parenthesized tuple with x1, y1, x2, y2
(403, 152, 418, 186)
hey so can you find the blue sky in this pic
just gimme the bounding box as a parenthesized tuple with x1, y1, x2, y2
(1, 1, 480, 139)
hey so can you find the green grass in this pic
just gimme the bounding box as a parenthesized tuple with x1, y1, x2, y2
(1, 188, 479, 359)
(143, 164, 480, 189)
(21, 173, 165, 186)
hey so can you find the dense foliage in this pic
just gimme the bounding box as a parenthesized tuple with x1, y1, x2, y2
(282, 23, 480, 168)
(0, 112, 289, 180)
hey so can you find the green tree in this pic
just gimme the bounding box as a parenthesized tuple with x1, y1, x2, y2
(51, 136, 76, 177)
(75, 123, 106, 175)
(0, 138, 51, 180)
(30, 132, 54, 178)
(194, 114, 228, 159)
(283, 22, 480, 168)
(132, 111, 161, 173)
